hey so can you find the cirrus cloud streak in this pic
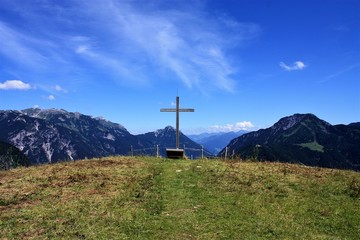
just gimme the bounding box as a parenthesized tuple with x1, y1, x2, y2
(0, 0, 261, 94)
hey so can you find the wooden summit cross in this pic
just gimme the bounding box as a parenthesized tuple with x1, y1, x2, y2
(160, 96, 194, 158)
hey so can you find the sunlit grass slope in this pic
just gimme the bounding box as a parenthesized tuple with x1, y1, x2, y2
(1, 157, 360, 239)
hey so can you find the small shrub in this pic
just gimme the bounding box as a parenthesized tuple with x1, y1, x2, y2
(348, 177, 360, 198)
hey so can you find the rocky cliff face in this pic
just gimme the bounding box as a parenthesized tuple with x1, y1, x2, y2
(0, 108, 140, 164)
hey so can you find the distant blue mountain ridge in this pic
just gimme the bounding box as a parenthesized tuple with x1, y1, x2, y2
(188, 131, 248, 154)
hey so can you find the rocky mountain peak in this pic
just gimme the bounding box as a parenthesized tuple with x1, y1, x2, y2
(163, 125, 175, 132)
(21, 108, 68, 118)
(153, 126, 174, 137)
(271, 113, 330, 133)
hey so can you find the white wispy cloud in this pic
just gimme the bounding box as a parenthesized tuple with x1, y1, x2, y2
(208, 121, 255, 132)
(71, 0, 261, 91)
(46, 95, 55, 100)
(0, 21, 49, 68)
(54, 85, 67, 93)
(322, 63, 360, 82)
(280, 61, 307, 71)
(75, 45, 90, 54)
(0, 80, 32, 90)
(0, 0, 261, 93)
(184, 121, 255, 134)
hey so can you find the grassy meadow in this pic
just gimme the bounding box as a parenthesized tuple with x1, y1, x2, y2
(1, 156, 360, 239)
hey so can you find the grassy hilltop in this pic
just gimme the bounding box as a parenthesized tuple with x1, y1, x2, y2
(1, 157, 360, 239)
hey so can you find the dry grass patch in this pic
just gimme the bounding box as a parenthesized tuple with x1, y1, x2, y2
(0, 157, 140, 209)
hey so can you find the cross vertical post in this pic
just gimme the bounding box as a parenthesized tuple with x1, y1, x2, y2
(160, 96, 194, 158)
(176, 96, 180, 148)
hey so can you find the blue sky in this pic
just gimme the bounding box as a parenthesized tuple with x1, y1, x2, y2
(0, 0, 359, 134)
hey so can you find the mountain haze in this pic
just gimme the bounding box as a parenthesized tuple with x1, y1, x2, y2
(189, 131, 248, 154)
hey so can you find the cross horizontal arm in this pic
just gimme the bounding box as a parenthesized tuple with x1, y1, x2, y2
(179, 109, 195, 112)
(160, 108, 176, 112)
(160, 108, 195, 112)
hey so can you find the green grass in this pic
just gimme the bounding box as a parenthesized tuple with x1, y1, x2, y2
(297, 141, 325, 152)
(1, 156, 359, 239)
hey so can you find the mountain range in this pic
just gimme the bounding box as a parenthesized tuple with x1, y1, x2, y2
(219, 113, 360, 171)
(1, 109, 359, 171)
(0, 108, 206, 167)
